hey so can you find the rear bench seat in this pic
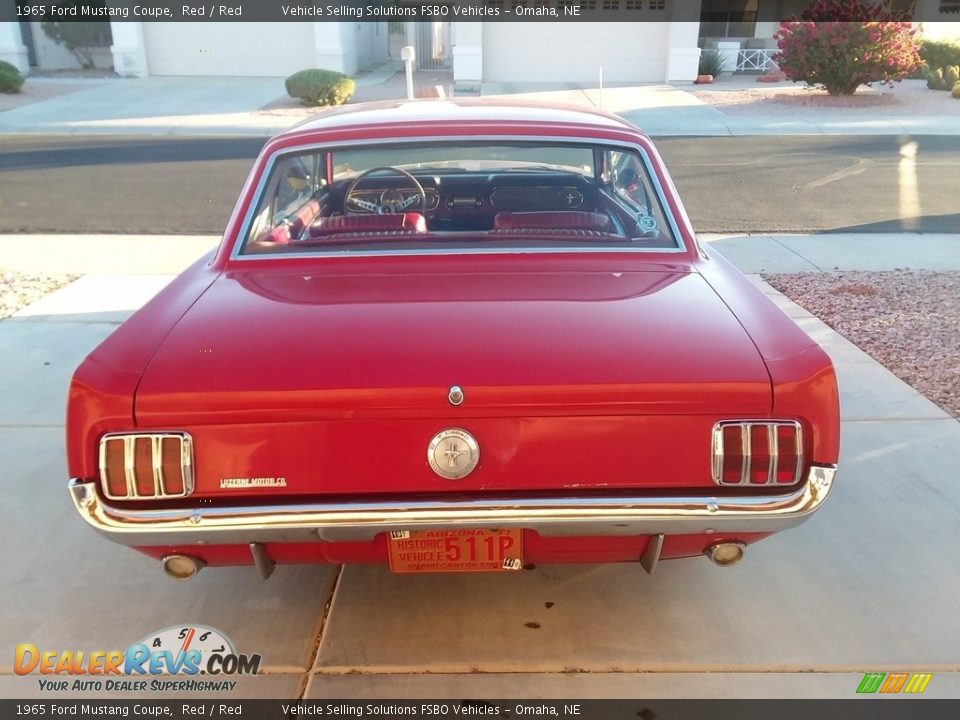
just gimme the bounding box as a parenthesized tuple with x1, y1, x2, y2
(492, 211, 613, 232)
(307, 213, 427, 237)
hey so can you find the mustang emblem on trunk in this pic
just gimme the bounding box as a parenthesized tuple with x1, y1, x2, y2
(427, 429, 480, 480)
(443, 444, 467, 466)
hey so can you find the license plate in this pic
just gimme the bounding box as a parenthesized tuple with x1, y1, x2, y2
(387, 528, 523, 573)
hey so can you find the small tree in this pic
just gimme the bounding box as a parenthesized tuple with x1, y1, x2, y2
(774, 0, 922, 95)
(41, 2, 112, 70)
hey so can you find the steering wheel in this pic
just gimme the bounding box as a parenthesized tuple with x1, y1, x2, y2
(344, 166, 427, 214)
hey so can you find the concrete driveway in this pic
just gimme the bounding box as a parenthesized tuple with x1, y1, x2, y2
(1, 236, 957, 700)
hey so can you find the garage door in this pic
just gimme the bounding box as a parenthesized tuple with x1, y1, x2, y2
(482, 22, 668, 84)
(144, 23, 315, 77)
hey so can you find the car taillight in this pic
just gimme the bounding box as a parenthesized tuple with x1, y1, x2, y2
(711, 421, 803, 486)
(98, 433, 193, 500)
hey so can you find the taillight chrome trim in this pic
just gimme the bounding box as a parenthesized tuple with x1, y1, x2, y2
(98, 432, 194, 501)
(711, 420, 803, 487)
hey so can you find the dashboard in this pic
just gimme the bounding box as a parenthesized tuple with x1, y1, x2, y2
(341, 171, 599, 232)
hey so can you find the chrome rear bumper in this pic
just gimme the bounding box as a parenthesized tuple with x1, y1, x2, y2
(68, 465, 835, 546)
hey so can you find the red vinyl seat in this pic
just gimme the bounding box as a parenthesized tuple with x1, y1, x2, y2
(493, 211, 612, 232)
(309, 213, 427, 237)
(263, 200, 322, 244)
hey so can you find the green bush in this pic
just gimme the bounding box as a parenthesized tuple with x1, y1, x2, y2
(927, 65, 960, 91)
(927, 67, 944, 89)
(698, 49, 727, 77)
(0, 66, 24, 94)
(921, 39, 960, 73)
(953, 81, 960, 99)
(0, 60, 20, 74)
(285, 69, 355, 107)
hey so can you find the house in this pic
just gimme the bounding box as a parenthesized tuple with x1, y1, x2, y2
(0, 22, 391, 78)
(1, 1, 957, 84)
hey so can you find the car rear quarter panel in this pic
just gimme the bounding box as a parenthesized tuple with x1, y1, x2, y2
(695, 249, 841, 465)
(66, 253, 220, 479)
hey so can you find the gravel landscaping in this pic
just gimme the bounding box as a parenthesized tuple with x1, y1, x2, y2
(0, 269, 76, 319)
(765, 270, 960, 419)
(692, 77, 960, 118)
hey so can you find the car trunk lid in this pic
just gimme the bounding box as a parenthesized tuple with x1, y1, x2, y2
(137, 265, 770, 418)
(134, 263, 772, 494)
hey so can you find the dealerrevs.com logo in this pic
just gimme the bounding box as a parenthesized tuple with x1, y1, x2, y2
(14, 625, 261, 693)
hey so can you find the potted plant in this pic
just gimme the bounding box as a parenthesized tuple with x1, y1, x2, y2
(697, 49, 727, 84)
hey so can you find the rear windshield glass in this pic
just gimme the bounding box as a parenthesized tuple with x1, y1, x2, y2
(239, 141, 679, 255)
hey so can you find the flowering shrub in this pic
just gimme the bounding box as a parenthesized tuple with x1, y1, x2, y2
(774, 0, 922, 95)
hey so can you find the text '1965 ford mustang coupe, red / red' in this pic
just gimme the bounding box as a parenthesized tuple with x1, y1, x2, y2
(66, 100, 839, 580)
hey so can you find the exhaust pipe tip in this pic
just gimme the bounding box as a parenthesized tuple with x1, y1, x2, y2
(161, 554, 205, 580)
(705, 542, 745, 567)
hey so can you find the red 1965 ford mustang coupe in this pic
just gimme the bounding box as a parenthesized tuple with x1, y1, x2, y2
(66, 100, 838, 580)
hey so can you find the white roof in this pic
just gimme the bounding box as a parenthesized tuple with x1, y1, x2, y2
(284, 99, 639, 136)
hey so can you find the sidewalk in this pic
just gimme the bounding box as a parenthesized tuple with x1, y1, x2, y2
(0, 76, 289, 136)
(0, 63, 452, 137)
(2, 233, 957, 278)
(698, 233, 960, 273)
(482, 81, 960, 136)
(2, 73, 959, 137)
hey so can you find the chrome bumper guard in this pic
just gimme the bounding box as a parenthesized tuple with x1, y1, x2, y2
(68, 465, 835, 547)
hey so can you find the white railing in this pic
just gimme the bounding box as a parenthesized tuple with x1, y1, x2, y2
(736, 49, 778, 73)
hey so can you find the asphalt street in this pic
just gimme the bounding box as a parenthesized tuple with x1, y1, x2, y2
(1, 134, 958, 234)
(0, 136, 263, 235)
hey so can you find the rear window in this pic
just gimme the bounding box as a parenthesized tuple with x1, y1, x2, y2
(239, 141, 680, 256)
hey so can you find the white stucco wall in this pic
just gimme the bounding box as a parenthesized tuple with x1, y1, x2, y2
(314, 22, 355, 74)
(0, 22, 29, 72)
(482, 23, 670, 84)
(110, 21, 148, 76)
(314, 22, 389, 75)
(355, 22, 389, 70)
(915, 0, 960, 40)
(452, 22, 483, 87)
(920, 22, 960, 42)
(143, 22, 315, 76)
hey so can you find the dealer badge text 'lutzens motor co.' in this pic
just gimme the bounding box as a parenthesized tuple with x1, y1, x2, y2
(427, 428, 480, 480)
